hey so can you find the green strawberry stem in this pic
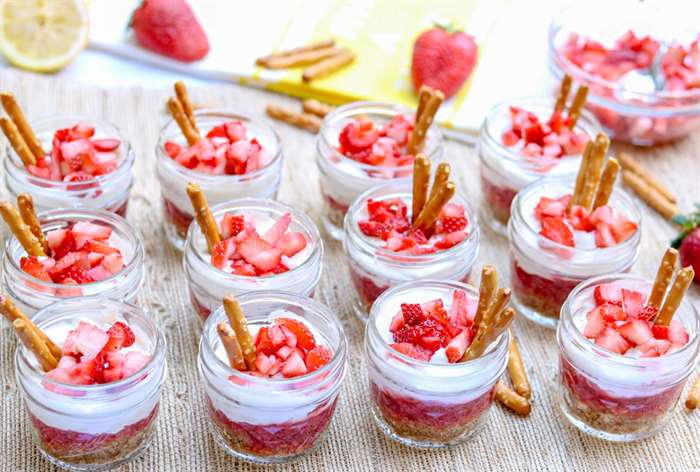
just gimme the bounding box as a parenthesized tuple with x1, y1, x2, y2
(671, 203, 700, 248)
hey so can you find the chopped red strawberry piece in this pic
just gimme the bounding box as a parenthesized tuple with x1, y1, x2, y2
(237, 238, 282, 273)
(439, 215, 468, 233)
(92, 139, 120, 152)
(638, 338, 672, 357)
(104, 322, 135, 352)
(281, 351, 308, 378)
(445, 329, 470, 363)
(306, 346, 332, 372)
(20, 257, 51, 282)
(668, 319, 690, 345)
(621, 289, 644, 318)
(101, 253, 124, 274)
(595, 223, 617, 248)
(276, 318, 316, 350)
(254, 326, 276, 355)
(211, 239, 236, 269)
(390, 342, 431, 361)
(540, 216, 574, 247)
(595, 328, 630, 354)
(594, 284, 623, 306)
(534, 196, 567, 220)
(164, 141, 181, 158)
(275, 232, 307, 257)
(63, 321, 110, 360)
(401, 303, 426, 325)
(220, 213, 245, 239)
(610, 218, 638, 243)
(618, 319, 653, 346)
(262, 213, 292, 245)
(583, 307, 607, 338)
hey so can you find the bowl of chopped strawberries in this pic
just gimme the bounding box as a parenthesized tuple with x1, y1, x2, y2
(548, 1, 700, 145)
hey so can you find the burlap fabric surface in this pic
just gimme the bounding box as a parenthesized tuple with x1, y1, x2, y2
(0, 69, 699, 471)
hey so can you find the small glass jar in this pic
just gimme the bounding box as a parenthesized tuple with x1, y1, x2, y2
(198, 290, 347, 464)
(508, 177, 641, 329)
(365, 280, 508, 448)
(478, 97, 599, 234)
(557, 274, 700, 441)
(2, 209, 145, 316)
(15, 297, 167, 471)
(343, 182, 479, 322)
(316, 101, 444, 240)
(3, 115, 135, 216)
(156, 109, 283, 250)
(184, 199, 323, 321)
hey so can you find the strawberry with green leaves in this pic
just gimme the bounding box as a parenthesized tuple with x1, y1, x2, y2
(672, 204, 700, 283)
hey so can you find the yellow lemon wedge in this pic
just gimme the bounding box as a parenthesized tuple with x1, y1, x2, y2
(0, 0, 89, 73)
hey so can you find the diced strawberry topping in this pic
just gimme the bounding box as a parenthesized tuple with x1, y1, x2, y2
(390, 342, 432, 361)
(445, 329, 471, 363)
(539, 216, 574, 247)
(595, 328, 630, 354)
(618, 319, 653, 346)
(594, 283, 623, 305)
(621, 289, 644, 318)
(276, 317, 316, 351)
(305, 346, 332, 372)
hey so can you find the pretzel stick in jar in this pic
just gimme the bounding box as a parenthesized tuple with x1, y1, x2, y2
(186, 182, 221, 253)
(411, 181, 455, 233)
(0, 118, 36, 166)
(0, 295, 61, 359)
(567, 85, 589, 128)
(407, 88, 443, 155)
(217, 322, 247, 371)
(0, 93, 44, 160)
(223, 296, 257, 370)
(568, 141, 593, 211)
(463, 289, 512, 361)
(411, 155, 431, 224)
(174, 81, 198, 133)
(654, 266, 695, 326)
(553, 75, 572, 115)
(13, 319, 57, 372)
(428, 162, 451, 203)
(577, 133, 609, 211)
(302, 48, 355, 82)
(17, 194, 49, 254)
(473, 266, 498, 328)
(414, 85, 432, 125)
(648, 248, 679, 310)
(592, 157, 620, 209)
(0, 202, 46, 256)
(167, 98, 200, 146)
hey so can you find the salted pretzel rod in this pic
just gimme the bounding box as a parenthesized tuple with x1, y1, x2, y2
(266, 104, 322, 133)
(0, 93, 44, 160)
(0, 202, 45, 256)
(407, 87, 443, 155)
(223, 296, 257, 370)
(13, 319, 57, 371)
(621, 170, 679, 221)
(648, 248, 679, 309)
(302, 99, 335, 118)
(463, 289, 512, 361)
(686, 376, 700, 410)
(174, 81, 198, 133)
(262, 46, 344, 69)
(495, 380, 531, 416)
(428, 162, 451, 203)
(0, 295, 61, 359)
(17, 194, 49, 254)
(592, 157, 620, 209)
(566, 84, 589, 128)
(568, 141, 593, 211)
(256, 39, 336, 67)
(217, 322, 247, 371)
(553, 75, 573, 115)
(186, 183, 221, 252)
(617, 152, 676, 204)
(167, 98, 200, 146)
(473, 266, 498, 328)
(415, 85, 432, 126)
(508, 333, 531, 399)
(0, 118, 36, 166)
(302, 48, 355, 82)
(411, 181, 455, 233)
(654, 266, 695, 326)
(577, 133, 610, 211)
(411, 155, 431, 224)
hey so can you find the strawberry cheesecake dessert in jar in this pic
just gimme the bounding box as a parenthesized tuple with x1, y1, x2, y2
(365, 278, 514, 448)
(478, 76, 599, 233)
(1, 94, 134, 216)
(184, 185, 322, 320)
(344, 156, 479, 320)
(1, 199, 144, 316)
(199, 293, 347, 463)
(7, 296, 167, 470)
(157, 82, 282, 250)
(508, 134, 641, 328)
(317, 86, 445, 239)
(558, 250, 698, 441)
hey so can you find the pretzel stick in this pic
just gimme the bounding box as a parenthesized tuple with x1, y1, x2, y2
(495, 380, 531, 416)
(469, 306, 516, 361)
(217, 322, 247, 371)
(302, 99, 335, 118)
(256, 39, 336, 67)
(412, 181, 455, 233)
(473, 266, 498, 328)
(654, 266, 695, 326)
(0, 118, 36, 166)
(0, 295, 61, 359)
(265, 104, 322, 133)
(415, 85, 432, 125)
(407, 88, 444, 155)
(302, 48, 355, 82)
(0, 93, 44, 160)
(577, 133, 609, 211)
(186, 183, 221, 252)
(592, 157, 620, 209)
(568, 141, 593, 210)
(429, 162, 451, 203)
(167, 98, 200, 146)
(17, 194, 49, 254)
(174, 81, 198, 133)
(553, 75, 572, 115)
(261, 46, 344, 69)
(463, 289, 512, 361)
(223, 296, 257, 370)
(411, 155, 431, 224)
(13, 319, 57, 371)
(621, 170, 679, 220)
(567, 85, 589, 128)
(686, 376, 700, 410)
(648, 248, 679, 309)
(508, 333, 531, 399)
(617, 152, 676, 204)
(0, 202, 45, 256)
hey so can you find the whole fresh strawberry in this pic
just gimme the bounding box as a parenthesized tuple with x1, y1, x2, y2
(672, 205, 700, 283)
(411, 23, 478, 99)
(130, 0, 210, 62)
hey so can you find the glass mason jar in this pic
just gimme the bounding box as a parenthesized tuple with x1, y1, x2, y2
(3, 115, 135, 216)
(557, 274, 700, 441)
(508, 176, 641, 329)
(184, 199, 323, 321)
(478, 97, 599, 235)
(316, 101, 444, 240)
(198, 290, 347, 464)
(343, 182, 479, 322)
(156, 109, 283, 250)
(15, 297, 167, 471)
(365, 279, 508, 448)
(2, 208, 145, 316)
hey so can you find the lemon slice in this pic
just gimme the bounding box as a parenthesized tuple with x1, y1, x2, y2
(0, 0, 89, 72)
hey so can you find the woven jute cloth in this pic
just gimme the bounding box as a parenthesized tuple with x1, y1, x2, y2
(0, 69, 699, 472)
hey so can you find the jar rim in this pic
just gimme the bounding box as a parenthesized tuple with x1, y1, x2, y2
(156, 109, 283, 183)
